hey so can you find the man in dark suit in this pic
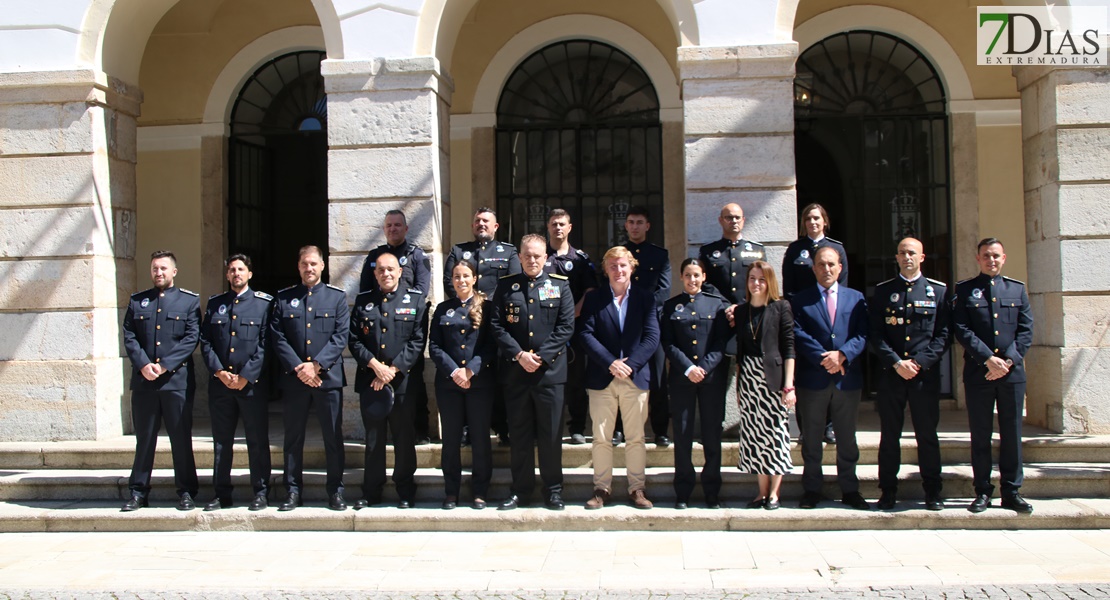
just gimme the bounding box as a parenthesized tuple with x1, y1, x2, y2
(199, 253, 273, 511)
(791, 246, 870, 510)
(270, 245, 350, 511)
(121, 250, 201, 511)
(490, 234, 576, 511)
(577, 246, 661, 510)
(952, 238, 1034, 514)
(868, 238, 949, 511)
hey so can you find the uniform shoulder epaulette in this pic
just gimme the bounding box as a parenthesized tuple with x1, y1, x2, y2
(254, 291, 274, 301)
(926, 277, 947, 287)
(875, 277, 896, 287)
(326, 284, 345, 292)
(277, 285, 296, 293)
(749, 239, 765, 247)
(1002, 276, 1026, 285)
(549, 273, 569, 280)
(955, 277, 974, 286)
(825, 237, 844, 246)
(208, 292, 225, 301)
(407, 288, 424, 295)
(496, 241, 517, 249)
(500, 272, 518, 280)
(131, 289, 150, 298)
(574, 248, 590, 259)
(179, 288, 198, 296)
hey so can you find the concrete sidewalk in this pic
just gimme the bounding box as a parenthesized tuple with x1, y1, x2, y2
(0, 529, 1107, 595)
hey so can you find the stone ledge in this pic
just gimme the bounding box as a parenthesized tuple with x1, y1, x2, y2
(677, 44, 798, 80)
(322, 57, 453, 100)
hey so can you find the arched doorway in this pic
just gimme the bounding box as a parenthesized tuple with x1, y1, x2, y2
(229, 50, 328, 294)
(794, 31, 952, 394)
(495, 40, 664, 261)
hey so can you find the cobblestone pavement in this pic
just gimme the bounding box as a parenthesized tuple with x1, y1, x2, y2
(0, 530, 1106, 597)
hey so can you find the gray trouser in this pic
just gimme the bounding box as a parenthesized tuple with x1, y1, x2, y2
(797, 383, 860, 496)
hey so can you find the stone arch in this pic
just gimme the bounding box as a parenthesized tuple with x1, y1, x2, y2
(78, 0, 343, 83)
(793, 5, 974, 102)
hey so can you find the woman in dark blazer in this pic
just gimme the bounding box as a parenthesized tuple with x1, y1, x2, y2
(662, 258, 731, 509)
(734, 260, 796, 510)
(429, 260, 497, 510)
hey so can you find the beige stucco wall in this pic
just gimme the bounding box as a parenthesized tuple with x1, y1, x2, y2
(135, 149, 204, 293)
(976, 124, 1028, 284)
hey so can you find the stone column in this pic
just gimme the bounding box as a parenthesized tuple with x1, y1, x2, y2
(322, 57, 452, 437)
(1019, 66, 1110, 434)
(0, 70, 140, 441)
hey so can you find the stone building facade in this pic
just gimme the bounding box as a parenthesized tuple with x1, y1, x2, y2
(0, 0, 1106, 441)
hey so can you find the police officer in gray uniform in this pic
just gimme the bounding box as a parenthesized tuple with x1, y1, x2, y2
(121, 250, 201, 512)
(349, 253, 428, 509)
(199, 253, 273, 512)
(952, 238, 1034, 515)
(868, 238, 948, 511)
(270, 245, 350, 512)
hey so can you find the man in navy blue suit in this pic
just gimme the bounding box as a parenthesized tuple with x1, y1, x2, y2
(577, 246, 661, 510)
(791, 246, 870, 510)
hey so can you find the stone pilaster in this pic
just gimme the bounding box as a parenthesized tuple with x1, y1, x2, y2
(0, 70, 140, 441)
(321, 57, 452, 437)
(678, 43, 799, 269)
(1018, 66, 1110, 433)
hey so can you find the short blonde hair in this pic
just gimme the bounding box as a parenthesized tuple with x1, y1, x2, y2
(601, 246, 639, 277)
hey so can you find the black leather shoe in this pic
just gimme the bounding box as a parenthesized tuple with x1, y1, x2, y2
(705, 495, 721, 509)
(1001, 493, 1033, 514)
(799, 492, 822, 509)
(746, 497, 767, 509)
(249, 494, 268, 511)
(655, 435, 671, 448)
(177, 492, 196, 511)
(823, 423, 837, 445)
(278, 492, 302, 512)
(925, 494, 945, 511)
(498, 494, 523, 510)
(472, 498, 487, 510)
(498, 433, 511, 447)
(415, 436, 432, 446)
(764, 497, 781, 511)
(397, 499, 413, 509)
(442, 496, 457, 510)
(877, 491, 896, 510)
(545, 492, 565, 511)
(328, 493, 346, 511)
(842, 493, 870, 511)
(674, 501, 689, 510)
(353, 499, 372, 510)
(121, 493, 147, 512)
(204, 497, 231, 512)
(611, 431, 624, 446)
(968, 494, 991, 513)
(460, 427, 470, 447)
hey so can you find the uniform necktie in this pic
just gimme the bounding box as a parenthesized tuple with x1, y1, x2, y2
(826, 287, 836, 326)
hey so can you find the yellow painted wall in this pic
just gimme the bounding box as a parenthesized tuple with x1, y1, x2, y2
(449, 0, 679, 115)
(135, 149, 204, 293)
(795, 0, 1018, 100)
(138, 0, 320, 125)
(449, 137, 474, 245)
(976, 124, 1027, 283)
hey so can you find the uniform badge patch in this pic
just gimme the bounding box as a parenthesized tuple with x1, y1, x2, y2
(399, 256, 408, 266)
(140, 298, 150, 308)
(972, 288, 983, 299)
(712, 250, 721, 259)
(365, 303, 373, 311)
(402, 294, 411, 304)
(218, 304, 227, 315)
(926, 285, 935, 297)
(291, 298, 300, 308)
(800, 249, 809, 259)
(512, 283, 520, 291)
(565, 261, 574, 271)
(446, 309, 455, 318)
(463, 251, 472, 260)
(890, 293, 899, 303)
(676, 303, 684, 312)
(744, 242, 753, 251)
(496, 245, 505, 253)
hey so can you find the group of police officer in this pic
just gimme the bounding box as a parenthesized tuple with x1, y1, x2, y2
(120, 201, 1034, 515)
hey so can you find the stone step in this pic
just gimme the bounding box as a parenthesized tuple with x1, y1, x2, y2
(1, 497, 1106, 533)
(3, 462, 1107, 504)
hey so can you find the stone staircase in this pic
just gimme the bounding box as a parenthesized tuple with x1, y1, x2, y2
(1, 411, 1108, 532)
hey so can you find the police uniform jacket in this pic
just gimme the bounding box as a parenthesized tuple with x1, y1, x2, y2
(358, 240, 432, 294)
(490, 272, 576, 385)
(428, 297, 497, 389)
(200, 287, 273, 395)
(699, 237, 766, 304)
(444, 240, 521, 298)
(349, 287, 427, 394)
(270, 281, 349, 390)
(544, 244, 597, 302)
(123, 286, 201, 392)
(952, 273, 1033, 383)
(625, 240, 671, 308)
(868, 275, 950, 391)
(661, 291, 729, 386)
(783, 236, 849, 298)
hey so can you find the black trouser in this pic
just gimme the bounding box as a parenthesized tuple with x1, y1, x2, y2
(209, 387, 271, 499)
(876, 377, 941, 496)
(129, 389, 198, 498)
(409, 355, 430, 439)
(282, 386, 344, 496)
(438, 383, 493, 498)
(361, 383, 416, 503)
(565, 342, 589, 436)
(798, 383, 860, 495)
(504, 380, 564, 499)
(965, 377, 1025, 497)
(670, 373, 727, 502)
(647, 344, 670, 438)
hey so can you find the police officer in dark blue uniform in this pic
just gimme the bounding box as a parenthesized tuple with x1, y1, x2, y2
(952, 238, 1034, 515)
(699, 203, 766, 306)
(491, 234, 576, 511)
(358, 210, 434, 444)
(624, 205, 672, 447)
(662, 258, 730, 509)
(543, 208, 598, 444)
(199, 254, 273, 511)
(349, 252, 427, 509)
(782, 203, 849, 298)
(121, 250, 201, 512)
(868, 238, 949, 511)
(270, 245, 350, 511)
